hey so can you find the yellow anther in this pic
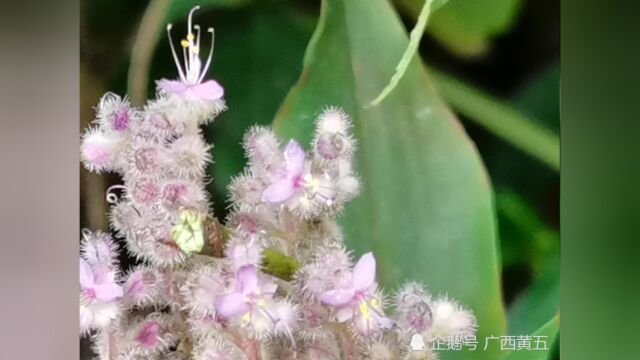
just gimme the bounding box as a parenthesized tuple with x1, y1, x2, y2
(370, 298, 380, 309)
(241, 313, 251, 326)
(181, 39, 189, 48)
(359, 302, 370, 319)
(303, 175, 321, 193)
(187, 33, 195, 41)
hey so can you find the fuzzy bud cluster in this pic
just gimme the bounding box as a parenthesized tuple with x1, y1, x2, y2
(81, 88, 219, 269)
(79, 7, 477, 360)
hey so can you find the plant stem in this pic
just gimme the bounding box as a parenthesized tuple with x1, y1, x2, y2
(369, 0, 435, 106)
(431, 70, 560, 171)
(108, 330, 117, 360)
(335, 323, 356, 360)
(127, 0, 171, 106)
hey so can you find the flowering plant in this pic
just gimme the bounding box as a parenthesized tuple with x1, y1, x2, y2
(80, 7, 478, 360)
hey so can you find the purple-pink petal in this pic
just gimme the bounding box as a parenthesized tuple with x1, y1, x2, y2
(156, 79, 224, 102)
(156, 79, 188, 94)
(261, 178, 296, 203)
(262, 282, 278, 297)
(319, 288, 356, 307)
(187, 80, 224, 101)
(376, 314, 395, 329)
(136, 321, 161, 347)
(284, 140, 305, 178)
(94, 282, 124, 302)
(79, 258, 94, 289)
(215, 293, 250, 318)
(237, 265, 258, 295)
(352, 252, 376, 292)
(336, 306, 355, 322)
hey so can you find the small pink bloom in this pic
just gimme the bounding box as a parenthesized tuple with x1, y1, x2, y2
(135, 321, 161, 347)
(215, 265, 276, 319)
(262, 140, 306, 203)
(112, 107, 130, 131)
(132, 180, 160, 204)
(159, 8, 224, 102)
(319, 253, 393, 335)
(80, 258, 123, 302)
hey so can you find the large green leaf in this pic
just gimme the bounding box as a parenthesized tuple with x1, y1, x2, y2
(508, 253, 559, 336)
(398, 0, 524, 57)
(271, 0, 505, 358)
(500, 315, 559, 360)
(497, 191, 559, 271)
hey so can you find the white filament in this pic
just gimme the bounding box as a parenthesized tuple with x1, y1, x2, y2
(165, 6, 215, 85)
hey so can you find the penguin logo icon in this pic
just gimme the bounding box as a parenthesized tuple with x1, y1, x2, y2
(410, 333, 426, 351)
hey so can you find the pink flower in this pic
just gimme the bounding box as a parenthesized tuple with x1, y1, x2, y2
(215, 265, 276, 319)
(261, 140, 306, 203)
(156, 7, 224, 102)
(157, 78, 223, 102)
(112, 107, 130, 131)
(80, 258, 123, 302)
(135, 321, 161, 348)
(319, 253, 393, 335)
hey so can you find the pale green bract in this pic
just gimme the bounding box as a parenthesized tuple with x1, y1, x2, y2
(171, 210, 205, 254)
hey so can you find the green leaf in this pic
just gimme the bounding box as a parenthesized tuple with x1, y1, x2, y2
(398, 0, 524, 57)
(431, 70, 560, 171)
(508, 253, 559, 336)
(500, 315, 560, 360)
(370, 0, 436, 106)
(397, 0, 451, 14)
(514, 65, 560, 134)
(496, 191, 559, 271)
(272, 0, 505, 358)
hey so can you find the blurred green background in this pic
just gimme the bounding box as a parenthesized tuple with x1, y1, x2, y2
(80, 0, 559, 359)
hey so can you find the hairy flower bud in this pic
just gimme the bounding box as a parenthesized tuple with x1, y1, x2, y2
(81, 128, 124, 173)
(243, 126, 282, 173)
(123, 265, 163, 307)
(426, 298, 477, 342)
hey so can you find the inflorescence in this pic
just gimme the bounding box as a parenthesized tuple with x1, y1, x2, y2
(79, 7, 476, 360)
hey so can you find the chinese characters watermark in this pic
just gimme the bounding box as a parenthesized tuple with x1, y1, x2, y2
(409, 334, 550, 352)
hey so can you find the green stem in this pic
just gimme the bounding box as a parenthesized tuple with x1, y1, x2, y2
(369, 0, 435, 106)
(431, 70, 560, 171)
(127, 0, 171, 106)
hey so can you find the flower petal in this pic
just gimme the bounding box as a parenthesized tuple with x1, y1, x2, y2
(237, 265, 258, 295)
(79, 258, 94, 289)
(156, 79, 188, 94)
(336, 306, 355, 322)
(187, 80, 224, 101)
(375, 313, 395, 329)
(261, 282, 278, 298)
(284, 140, 305, 177)
(319, 288, 355, 307)
(215, 293, 250, 318)
(262, 178, 296, 203)
(352, 252, 376, 292)
(94, 282, 124, 302)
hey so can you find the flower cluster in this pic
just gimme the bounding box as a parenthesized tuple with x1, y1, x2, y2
(79, 7, 476, 360)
